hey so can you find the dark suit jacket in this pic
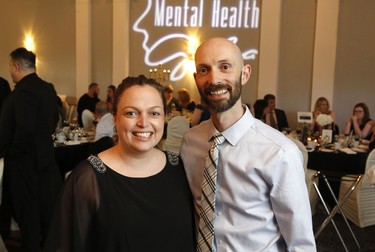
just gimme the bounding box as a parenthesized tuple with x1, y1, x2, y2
(0, 73, 59, 170)
(275, 108, 289, 131)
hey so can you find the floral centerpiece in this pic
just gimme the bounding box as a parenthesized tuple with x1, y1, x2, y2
(315, 114, 334, 146)
(316, 114, 333, 127)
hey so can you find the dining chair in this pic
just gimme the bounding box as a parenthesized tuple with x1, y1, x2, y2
(290, 138, 319, 215)
(338, 149, 375, 228)
(81, 109, 95, 130)
(163, 116, 190, 155)
(67, 104, 78, 123)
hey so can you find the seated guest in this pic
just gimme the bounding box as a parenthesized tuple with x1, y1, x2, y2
(178, 88, 195, 113)
(94, 101, 115, 142)
(263, 94, 289, 131)
(163, 84, 181, 115)
(77, 82, 101, 127)
(311, 97, 336, 134)
(253, 99, 270, 121)
(344, 102, 374, 140)
(190, 100, 210, 127)
(106, 84, 117, 112)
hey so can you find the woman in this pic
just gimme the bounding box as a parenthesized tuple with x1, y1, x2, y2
(106, 84, 117, 112)
(344, 102, 374, 140)
(177, 88, 195, 113)
(311, 97, 336, 134)
(44, 75, 195, 251)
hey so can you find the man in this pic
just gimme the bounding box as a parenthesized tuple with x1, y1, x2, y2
(180, 37, 316, 251)
(263, 93, 289, 131)
(77, 82, 100, 127)
(94, 101, 115, 142)
(0, 48, 62, 251)
(163, 84, 181, 115)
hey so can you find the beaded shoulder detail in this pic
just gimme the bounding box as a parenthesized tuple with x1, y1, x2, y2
(166, 150, 179, 166)
(87, 155, 107, 173)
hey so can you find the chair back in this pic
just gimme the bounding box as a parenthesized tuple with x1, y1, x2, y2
(163, 116, 189, 155)
(291, 138, 308, 173)
(366, 149, 375, 171)
(82, 109, 95, 130)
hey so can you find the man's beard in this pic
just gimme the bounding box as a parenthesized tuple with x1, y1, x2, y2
(93, 92, 99, 98)
(199, 75, 242, 113)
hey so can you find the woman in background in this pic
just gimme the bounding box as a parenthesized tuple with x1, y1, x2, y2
(44, 75, 195, 252)
(106, 84, 117, 112)
(344, 102, 374, 140)
(177, 88, 196, 113)
(311, 97, 336, 134)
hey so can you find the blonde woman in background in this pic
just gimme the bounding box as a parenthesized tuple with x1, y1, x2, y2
(311, 97, 336, 133)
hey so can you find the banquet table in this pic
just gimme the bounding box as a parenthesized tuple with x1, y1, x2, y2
(54, 142, 90, 179)
(307, 150, 368, 175)
(307, 150, 368, 208)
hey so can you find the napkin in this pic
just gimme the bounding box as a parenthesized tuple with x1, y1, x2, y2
(64, 140, 80, 145)
(366, 165, 375, 186)
(339, 147, 356, 155)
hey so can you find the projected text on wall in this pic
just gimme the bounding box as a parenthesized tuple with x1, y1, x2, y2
(133, 0, 260, 81)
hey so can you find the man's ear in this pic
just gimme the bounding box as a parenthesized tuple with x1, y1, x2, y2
(241, 64, 251, 85)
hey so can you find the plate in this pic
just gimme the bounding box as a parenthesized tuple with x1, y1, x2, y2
(64, 140, 80, 145)
(351, 147, 367, 153)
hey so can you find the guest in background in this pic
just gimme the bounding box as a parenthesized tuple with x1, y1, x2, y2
(311, 97, 336, 133)
(77, 82, 101, 127)
(0, 47, 62, 251)
(44, 75, 195, 252)
(344, 102, 374, 140)
(178, 88, 196, 113)
(94, 101, 115, 142)
(190, 99, 211, 127)
(253, 99, 270, 121)
(0, 77, 11, 113)
(163, 84, 181, 115)
(263, 94, 289, 131)
(106, 84, 116, 112)
(181, 37, 315, 251)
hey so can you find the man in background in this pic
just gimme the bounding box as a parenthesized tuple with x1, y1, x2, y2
(163, 84, 181, 115)
(77, 82, 100, 127)
(0, 48, 62, 251)
(264, 93, 289, 131)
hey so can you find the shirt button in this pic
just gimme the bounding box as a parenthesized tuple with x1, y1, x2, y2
(217, 211, 221, 216)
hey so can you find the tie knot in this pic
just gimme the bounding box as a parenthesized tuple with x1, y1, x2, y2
(212, 134, 225, 146)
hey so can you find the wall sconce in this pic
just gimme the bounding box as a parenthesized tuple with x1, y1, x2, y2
(23, 32, 35, 52)
(148, 64, 170, 83)
(187, 37, 199, 60)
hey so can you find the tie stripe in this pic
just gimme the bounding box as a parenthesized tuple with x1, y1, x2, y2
(197, 134, 225, 252)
